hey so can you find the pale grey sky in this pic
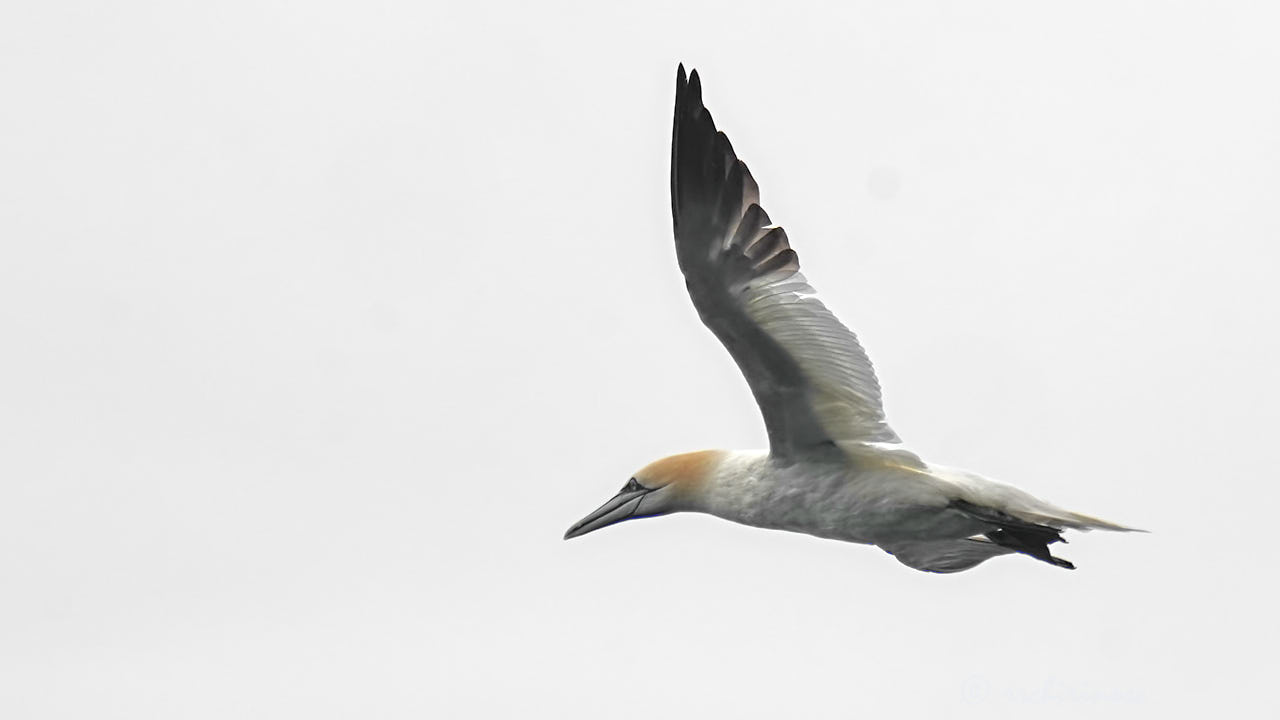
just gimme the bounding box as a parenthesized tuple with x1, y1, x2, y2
(2, 1, 1278, 717)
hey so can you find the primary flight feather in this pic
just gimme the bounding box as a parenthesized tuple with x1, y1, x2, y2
(564, 65, 1139, 572)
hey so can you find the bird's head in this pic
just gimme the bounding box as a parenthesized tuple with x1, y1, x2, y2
(563, 450, 723, 540)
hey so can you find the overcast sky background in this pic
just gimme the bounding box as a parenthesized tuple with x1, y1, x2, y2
(3, 1, 1278, 717)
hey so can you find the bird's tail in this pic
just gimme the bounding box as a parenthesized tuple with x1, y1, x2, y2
(1014, 505, 1144, 533)
(949, 499, 1143, 570)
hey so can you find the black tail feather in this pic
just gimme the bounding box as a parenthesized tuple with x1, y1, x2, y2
(983, 527, 1074, 569)
(951, 499, 1076, 570)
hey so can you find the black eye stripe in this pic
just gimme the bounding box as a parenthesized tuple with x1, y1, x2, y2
(623, 477, 644, 492)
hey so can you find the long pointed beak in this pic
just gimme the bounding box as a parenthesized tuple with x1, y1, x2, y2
(564, 488, 653, 540)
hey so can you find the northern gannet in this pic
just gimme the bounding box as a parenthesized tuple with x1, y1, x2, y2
(564, 65, 1139, 572)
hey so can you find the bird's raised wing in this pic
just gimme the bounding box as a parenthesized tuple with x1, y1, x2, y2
(670, 65, 898, 457)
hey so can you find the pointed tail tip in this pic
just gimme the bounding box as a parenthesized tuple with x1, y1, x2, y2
(1098, 520, 1151, 534)
(1063, 510, 1150, 534)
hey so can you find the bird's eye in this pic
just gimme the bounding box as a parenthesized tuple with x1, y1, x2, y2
(622, 477, 644, 492)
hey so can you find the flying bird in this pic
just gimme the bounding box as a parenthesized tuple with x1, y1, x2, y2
(564, 65, 1139, 572)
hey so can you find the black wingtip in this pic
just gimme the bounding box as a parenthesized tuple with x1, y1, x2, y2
(687, 68, 703, 110)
